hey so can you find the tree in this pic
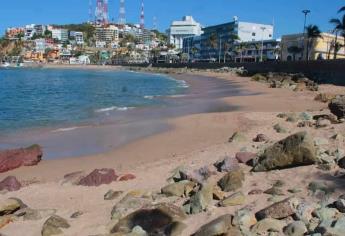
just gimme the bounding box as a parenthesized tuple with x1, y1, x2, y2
(208, 33, 218, 59)
(44, 30, 52, 38)
(287, 46, 303, 61)
(234, 42, 246, 62)
(223, 34, 240, 63)
(305, 25, 323, 61)
(330, 15, 345, 58)
(339, 6, 345, 13)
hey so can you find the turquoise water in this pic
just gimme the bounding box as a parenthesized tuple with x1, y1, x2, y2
(0, 68, 188, 134)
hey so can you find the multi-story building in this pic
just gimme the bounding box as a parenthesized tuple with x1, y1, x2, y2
(24, 24, 36, 40)
(34, 25, 46, 36)
(70, 31, 84, 45)
(52, 29, 69, 42)
(234, 39, 280, 62)
(281, 32, 345, 61)
(95, 25, 119, 44)
(183, 18, 274, 61)
(6, 27, 24, 39)
(35, 38, 47, 53)
(167, 16, 203, 50)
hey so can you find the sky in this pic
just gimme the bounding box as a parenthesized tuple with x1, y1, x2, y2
(0, 0, 344, 38)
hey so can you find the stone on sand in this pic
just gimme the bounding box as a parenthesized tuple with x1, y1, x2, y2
(253, 132, 317, 172)
(78, 168, 118, 187)
(41, 215, 70, 236)
(0, 176, 21, 192)
(188, 182, 213, 214)
(219, 191, 245, 207)
(228, 132, 247, 143)
(329, 95, 345, 119)
(217, 169, 244, 192)
(0, 198, 22, 216)
(192, 214, 233, 236)
(104, 190, 124, 200)
(255, 197, 299, 220)
(283, 221, 307, 236)
(161, 180, 195, 197)
(214, 156, 239, 172)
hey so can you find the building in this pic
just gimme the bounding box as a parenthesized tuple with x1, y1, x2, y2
(234, 39, 280, 62)
(34, 25, 46, 36)
(35, 38, 47, 53)
(52, 29, 69, 42)
(281, 33, 345, 61)
(167, 16, 203, 50)
(24, 24, 36, 40)
(70, 31, 84, 45)
(6, 27, 24, 39)
(183, 19, 274, 61)
(95, 25, 119, 44)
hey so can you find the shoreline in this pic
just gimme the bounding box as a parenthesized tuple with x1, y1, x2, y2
(2, 69, 345, 235)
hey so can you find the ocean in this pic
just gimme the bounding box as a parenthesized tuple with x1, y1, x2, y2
(0, 68, 188, 135)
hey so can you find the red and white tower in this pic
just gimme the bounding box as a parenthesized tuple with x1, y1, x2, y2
(119, 0, 126, 25)
(140, 0, 145, 29)
(95, 0, 108, 25)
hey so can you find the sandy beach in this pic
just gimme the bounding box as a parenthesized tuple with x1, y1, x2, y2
(1, 68, 345, 235)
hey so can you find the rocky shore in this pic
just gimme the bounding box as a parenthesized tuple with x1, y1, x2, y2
(1, 69, 345, 235)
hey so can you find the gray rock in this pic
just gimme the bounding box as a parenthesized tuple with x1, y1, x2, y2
(253, 133, 269, 142)
(273, 124, 287, 133)
(229, 132, 247, 143)
(329, 95, 345, 119)
(41, 215, 70, 236)
(70, 211, 83, 219)
(334, 199, 345, 213)
(189, 182, 213, 214)
(104, 190, 123, 200)
(300, 112, 313, 121)
(217, 169, 244, 192)
(232, 208, 257, 228)
(214, 156, 239, 172)
(251, 218, 286, 234)
(255, 197, 299, 220)
(161, 180, 195, 197)
(283, 221, 307, 236)
(314, 137, 329, 146)
(219, 191, 245, 207)
(316, 118, 331, 128)
(253, 132, 317, 172)
(15, 208, 56, 221)
(264, 187, 285, 196)
(193, 214, 233, 236)
(313, 207, 339, 221)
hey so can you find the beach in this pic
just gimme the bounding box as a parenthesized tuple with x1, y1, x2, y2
(1, 68, 345, 235)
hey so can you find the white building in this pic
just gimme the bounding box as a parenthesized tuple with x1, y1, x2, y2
(237, 21, 274, 42)
(24, 24, 36, 40)
(167, 16, 203, 50)
(35, 39, 47, 53)
(74, 32, 84, 45)
(52, 29, 69, 42)
(95, 25, 119, 44)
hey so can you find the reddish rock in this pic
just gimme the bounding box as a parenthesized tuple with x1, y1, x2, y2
(214, 157, 239, 172)
(0, 145, 42, 173)
(78, 168, 118, 187)
(235, 152, 257, 165)
(0, 176, 21, 191)
(119, 174, 136, 181)
(255, 197, 299, 220)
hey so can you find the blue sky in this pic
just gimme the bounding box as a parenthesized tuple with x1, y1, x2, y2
(0, 0, 344, 37)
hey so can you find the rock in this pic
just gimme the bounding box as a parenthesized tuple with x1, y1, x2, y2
(283, 221, 307, 236)
(178, 166, 214, 184)
(314, 93, 336, 103)
(253, 134, 269, 142)
(118, 174, 136, 181)
(70, 211, 83, 219)
(213, 185, 225, 200)
(217, 169, 244, 192)
(78, 168, 118, 187)
(161, 180, 195, 197)
(299, 112, 313, 121)
(264, 187, 285, 196)
(332, 133, 344, 142)
(60, 171, 85, 186)
(41, 215, 70, 236)
(315, 216, 345, 236)
(193, 214, 233, 236)
(286, 113, 299, 123)
(338, 156, 345, 169)
(104, 190, 124, 200)
(0, 176, 21, 192)
(235, 152, 256, 165)
(251, 218, 286, 234)
(130, 225, 148, 236)
(0, 198, 21, 216)
(313, 207, 339, 221)
(273, 124, 287, 133)
(329, 95, 345, 119)
(111, 193, 152, 220)
(253, 132, 317, 172)
(110, 203, 186, 235)
(214, 156, 239, 172)
(295, 202, 316, 224)
(232, 208, 257, 228)
(15, 208, 56, 221)
(219, 192, 245, 207)
(255, 197, 299, 220)
(0, 145, 42, 173)
(297, 120, 314, 127)
(189, 182, 213, 214)
(308, 181, 334, 195)
(248, 189, 263, 195)
(313, 114, 338, 124)
(228, 132, 246, 143)
(335, 199, 345, 213)
(316, 118, 331, 128)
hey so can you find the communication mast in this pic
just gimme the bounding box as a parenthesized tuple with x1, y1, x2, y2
(140, 0, 145, 29)
(119, 0, 126, 25)
(95, 0, 108, 25)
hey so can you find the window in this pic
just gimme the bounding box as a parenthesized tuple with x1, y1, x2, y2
(269, 34, 272, 38)
(252, 32, 256, 36)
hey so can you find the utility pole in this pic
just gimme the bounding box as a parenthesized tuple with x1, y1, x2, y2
(218, 36, 222, 63)
(260, 27, 266, 62)
(302, 10, 311, 60)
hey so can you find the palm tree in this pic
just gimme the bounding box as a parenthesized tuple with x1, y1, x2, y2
(330, 15, 345, 58)
(223, 34, 240, 63)
(208, 33, 218, 60)
(339, 6, 345, 13)
(234, 42, 245, 62)
(305, 25, 323, 61)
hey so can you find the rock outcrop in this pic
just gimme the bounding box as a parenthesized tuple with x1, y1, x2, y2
(253, 132, 317, 172)
(0, 145, 42, 173)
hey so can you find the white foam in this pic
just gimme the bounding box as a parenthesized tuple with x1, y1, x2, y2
(95, 106, 134, 113)
(177, 80, 189, 88)
(52, 126, 82, 133)
(144, 95, 155, 99)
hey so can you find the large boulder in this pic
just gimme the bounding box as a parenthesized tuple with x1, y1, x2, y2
(329, 95, 345, 119)
(0, 176, 21, 192)
(253, 132, 317, 172)
(192, 214, 233, 236)
(188, 183, 213, 214)
(217, 169, 244, 192)
(255, 197, 299, 220)
(110, 203, 187, 235)
(77, 168, 118, 187)
(0, 145, 42, 173)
